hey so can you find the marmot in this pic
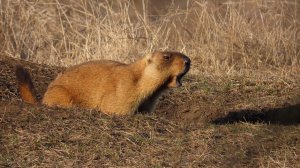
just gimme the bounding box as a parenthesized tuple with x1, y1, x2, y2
(16, 51, 191, 115)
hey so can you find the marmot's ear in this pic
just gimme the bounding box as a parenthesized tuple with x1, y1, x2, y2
(146, 52, 155, 59)
(145, 53, 153, 64)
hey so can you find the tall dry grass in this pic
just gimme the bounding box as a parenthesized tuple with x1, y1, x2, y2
(0, 0, 299, 75)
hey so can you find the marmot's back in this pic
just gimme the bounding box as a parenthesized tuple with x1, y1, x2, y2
(43, 60, 135, 111)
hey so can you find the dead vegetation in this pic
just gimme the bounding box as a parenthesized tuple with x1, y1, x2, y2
(0, 0, 300, 167)
(0, 0, 299, 72)
(1, 102, 300, 167)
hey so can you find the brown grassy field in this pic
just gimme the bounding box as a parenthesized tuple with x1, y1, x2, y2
(1, 0, 300, 167)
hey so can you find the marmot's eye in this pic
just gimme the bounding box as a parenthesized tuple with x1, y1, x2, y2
(163, 53, 171, 60)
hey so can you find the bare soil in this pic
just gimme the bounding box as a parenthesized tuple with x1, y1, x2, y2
(1, 54, 300, 167)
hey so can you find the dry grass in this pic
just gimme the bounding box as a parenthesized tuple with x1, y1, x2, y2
(0, 0, 300, 167)
(0, 0, 299, 74)
(0, 102, 300, 167)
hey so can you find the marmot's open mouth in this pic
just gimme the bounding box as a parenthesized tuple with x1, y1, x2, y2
(176, 57, 191, 87)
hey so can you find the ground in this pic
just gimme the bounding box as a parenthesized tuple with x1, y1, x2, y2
(0, 0, 300, 167)
(1, 54, 299, 167)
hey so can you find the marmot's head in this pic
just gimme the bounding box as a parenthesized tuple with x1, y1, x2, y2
(146, 51, 191, 88)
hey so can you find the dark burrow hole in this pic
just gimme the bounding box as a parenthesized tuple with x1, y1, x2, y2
(213, 103, 300, 125)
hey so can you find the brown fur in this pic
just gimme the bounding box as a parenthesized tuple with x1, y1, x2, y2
(16, 51, 191, 115)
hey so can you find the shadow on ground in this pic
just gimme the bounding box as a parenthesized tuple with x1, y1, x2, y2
(213, 103, 300, 125)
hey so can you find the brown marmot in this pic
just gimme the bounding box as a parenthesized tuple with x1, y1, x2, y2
(16, 51, 191, 115)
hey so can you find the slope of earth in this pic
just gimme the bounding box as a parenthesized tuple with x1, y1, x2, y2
(1, 54, 300, 167)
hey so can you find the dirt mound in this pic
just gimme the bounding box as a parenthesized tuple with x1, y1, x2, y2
(1, 54, 300, 167)
(0, 54, 64, 101)
(1, 54, 299, 124)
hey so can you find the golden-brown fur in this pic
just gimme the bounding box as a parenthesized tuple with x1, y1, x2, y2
(16, 51, 191, 115)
